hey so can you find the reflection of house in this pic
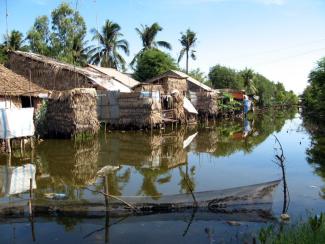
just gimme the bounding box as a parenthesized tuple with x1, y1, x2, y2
(0, 64, 48, 110)
(0, 164, 36, 196)
(101, 130, 193, 169)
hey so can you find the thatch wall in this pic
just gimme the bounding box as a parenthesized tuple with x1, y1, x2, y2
(158, 77, 187, 94)
(46, 88, 99, 138)
(8, 52, 94, 91)
(118, 92, 162, 128)
(189, 91, 219, 118)
(133, 83, 164, 93)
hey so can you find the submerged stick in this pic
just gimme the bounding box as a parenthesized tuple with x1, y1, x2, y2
(85, 187, 137, 211)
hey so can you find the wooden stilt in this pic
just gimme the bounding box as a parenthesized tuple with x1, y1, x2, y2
(6, 139, 11, 154)
(29, 178, 33, 217)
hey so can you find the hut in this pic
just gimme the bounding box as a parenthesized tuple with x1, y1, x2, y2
(161, 70, 213, 92)
(46, 88, 99, 138)
(111, 91, 162, 129)
(8, 51, 133, 92)
(146, 73, 188, 95)
(0, 64, 48, 110)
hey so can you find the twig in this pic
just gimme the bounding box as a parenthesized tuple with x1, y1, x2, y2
(84, 187, 137, 211)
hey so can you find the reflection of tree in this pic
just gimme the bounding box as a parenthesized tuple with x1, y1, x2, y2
(178, 165, 196, 194)
(194, 108, 297, 157)
(136, 167, 171, 199)
(106, 168, 131, 196)
(304, 117, 325, 198)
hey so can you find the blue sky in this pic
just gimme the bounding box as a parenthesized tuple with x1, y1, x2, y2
(1, 0, 325, 94)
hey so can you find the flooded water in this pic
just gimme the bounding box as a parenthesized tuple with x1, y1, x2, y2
(1, 109, 325, 243)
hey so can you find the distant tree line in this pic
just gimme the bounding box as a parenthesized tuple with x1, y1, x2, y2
(0, 2, 298, 107)
(302, 57, 325, 120)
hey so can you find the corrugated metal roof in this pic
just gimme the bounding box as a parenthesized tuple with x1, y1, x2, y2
(88, 65, 140, 88)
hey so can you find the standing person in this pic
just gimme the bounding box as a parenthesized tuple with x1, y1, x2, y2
(243, 95, 251, 117)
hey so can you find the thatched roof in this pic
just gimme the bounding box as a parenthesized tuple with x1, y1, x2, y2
(0, 65, 48, 97)
(10, 51, 132, 92)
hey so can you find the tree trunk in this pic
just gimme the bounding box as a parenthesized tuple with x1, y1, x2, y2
(186, 50, 189, 74)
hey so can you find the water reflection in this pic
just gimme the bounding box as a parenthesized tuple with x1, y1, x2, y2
(304, 116, 325, 198)
(1, 108, 311, 243)
(0, 109, 298, 202)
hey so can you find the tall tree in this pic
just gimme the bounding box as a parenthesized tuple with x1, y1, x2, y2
(131, 22, 171, 66)
(133, 49, 178, 82)
(50, 3, 87, 64)
(178, 29, 197, 74)
(3, 30, 27, 51)
(240, 68, 257, 95)
(27, 16, 51, 55)
(209, 65, 243, 89)
(88, 20, 129, 70)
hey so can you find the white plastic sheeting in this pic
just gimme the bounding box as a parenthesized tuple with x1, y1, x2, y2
(0, 164, 36, 196)
(0, 108, 35, 139)
(183, 97, 198, 114)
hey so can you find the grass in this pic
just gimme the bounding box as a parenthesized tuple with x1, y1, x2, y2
(258, 213, 325, 244)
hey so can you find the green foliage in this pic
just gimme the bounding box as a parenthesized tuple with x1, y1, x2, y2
(258, 213, 325, 244)
(0, 44, 8, 64)
(209, 64, 298, 106)
(133, 49, 178, 81)
(178, 29, 197, 73)
(209, 65, 244, 89)
(35, 101, 48, 137)
(88, 19, 129, 70)
(187, 68, 207, 83)
(3, 30, 29, 51)
(239, 68, 257, 95)
(50, 3, 87, 65)
(131, 22, 172, 67)
(303, 57, 325, 118)
(27, 16, 51, 56)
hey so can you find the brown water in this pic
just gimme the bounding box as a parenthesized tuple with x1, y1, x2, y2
(1, 109, 325, 243)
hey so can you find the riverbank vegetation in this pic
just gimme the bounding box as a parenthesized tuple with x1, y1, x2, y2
(258, 213, 325, 244)
(302, 57, 325, 120)
(0, 2, 298, 107)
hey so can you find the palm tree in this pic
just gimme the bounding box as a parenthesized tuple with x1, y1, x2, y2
(178, 29, 197, 74)
(88, 20, 129, 70)
(3, 30, 27, 51)
(241, 68, 257, 95)
(131, 22, 172, 66)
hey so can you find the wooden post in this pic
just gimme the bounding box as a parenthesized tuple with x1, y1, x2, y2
(29, 178, 36, 242)
(103, 176, 110, 243)
(6, 139, 11, 154)
(29, 178, 33, 216)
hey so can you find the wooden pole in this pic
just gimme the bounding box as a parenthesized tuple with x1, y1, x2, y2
(6, 139, 11, 154)
(29, 178, 33, 217)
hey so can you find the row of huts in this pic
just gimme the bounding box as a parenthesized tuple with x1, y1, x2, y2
(1, 50, 246, 139)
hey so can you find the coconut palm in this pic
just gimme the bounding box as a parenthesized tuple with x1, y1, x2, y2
(241, 68, 257, 95)
(3, 30, 27, 51)
(178, 29, 197, 74)
(131, 22, 172, 67)
(88, 20, 129, 70)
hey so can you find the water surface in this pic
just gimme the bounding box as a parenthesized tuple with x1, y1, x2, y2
(1, 109, 325, 243)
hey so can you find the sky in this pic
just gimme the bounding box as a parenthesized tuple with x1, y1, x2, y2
(1, 0, 325, 94)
